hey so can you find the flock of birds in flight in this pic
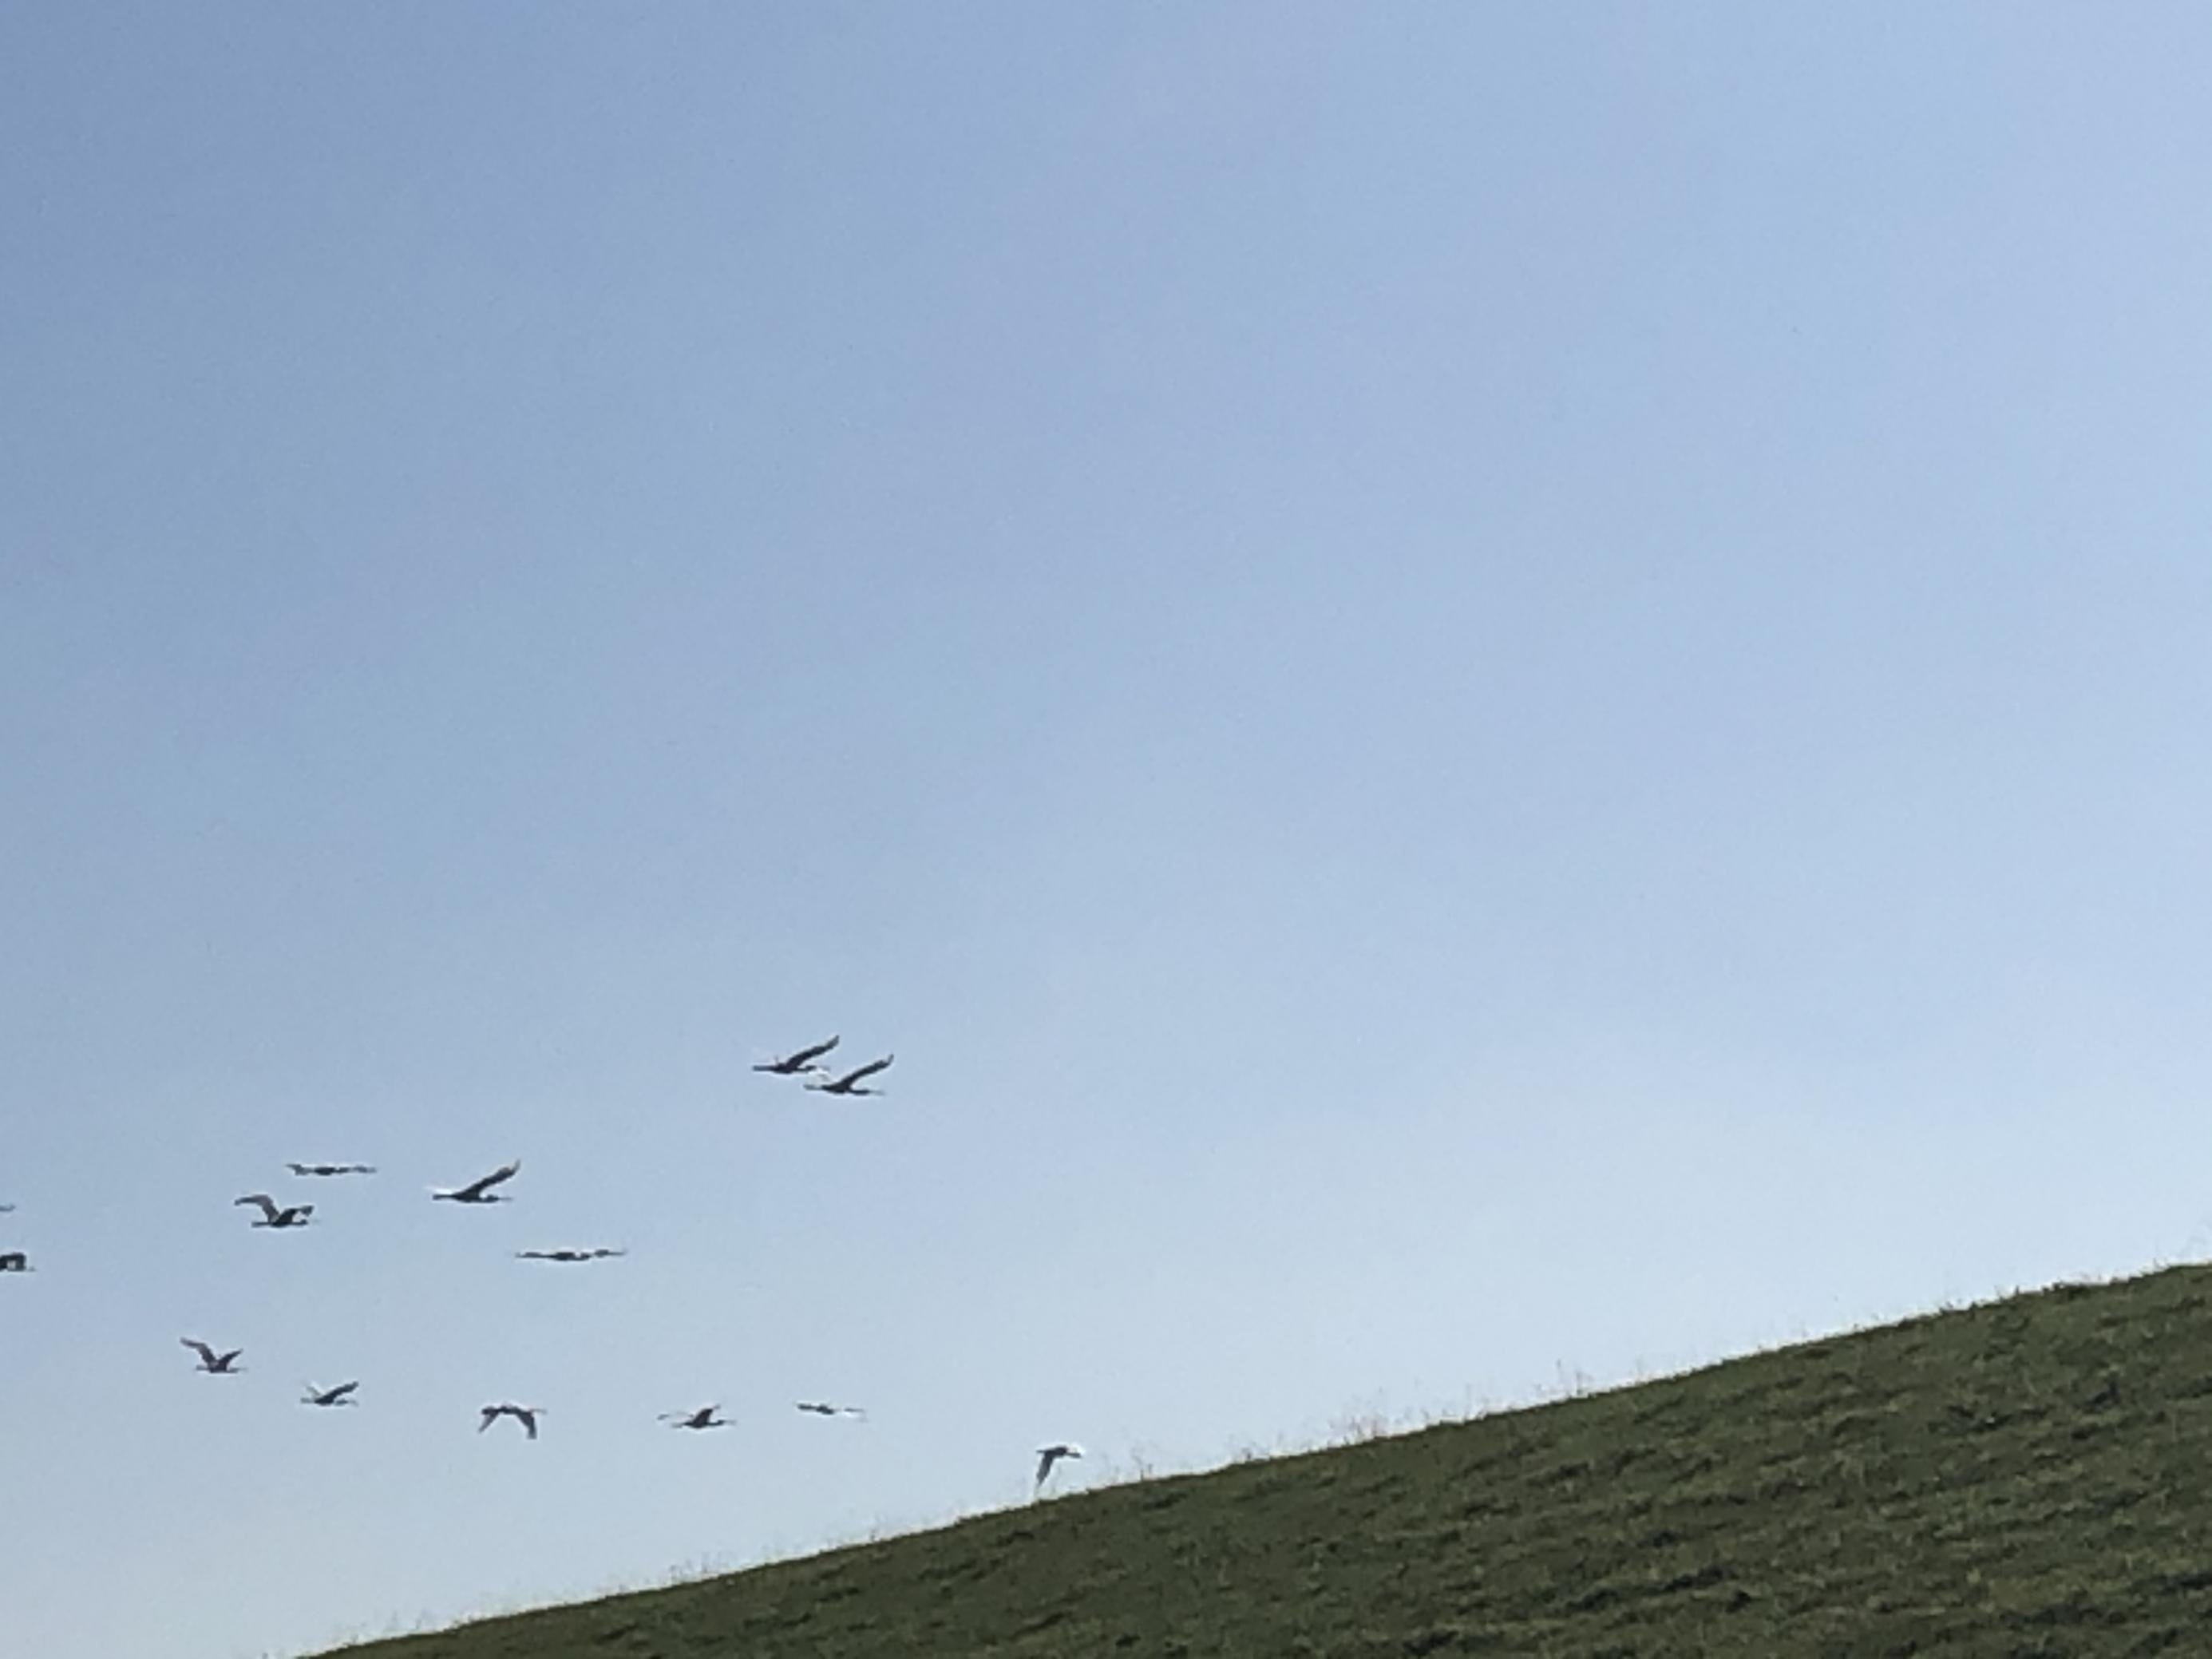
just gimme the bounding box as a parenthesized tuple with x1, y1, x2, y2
(2, 1040, 1088, 1495)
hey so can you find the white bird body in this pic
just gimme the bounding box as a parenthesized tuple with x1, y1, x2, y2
(433, 1161, 521, 1204)
(183, 1338, 245, 1374)
(478, 1402, 544, 1439)
(804, 1054, 895, 1096)
(236, 1193, 315, 1229)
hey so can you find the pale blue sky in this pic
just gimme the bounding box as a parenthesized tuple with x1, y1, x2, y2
(5, 7, 2211, 1656)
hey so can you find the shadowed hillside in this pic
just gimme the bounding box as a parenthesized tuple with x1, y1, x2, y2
(320, 1265, 2212, 1657)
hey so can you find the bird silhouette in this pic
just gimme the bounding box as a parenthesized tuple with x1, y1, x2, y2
(804, 1055, 895, 1096)
(659, 1404, 731, 1431)
(433, 1161, 521, 1204)
(1034, 1443, 1083, 1493)
(478, 1402, 544, 1439)
(235, 1194, 315, 1229)
(182, 1339, 245, 1374)
(754, 1035, 840, 1075)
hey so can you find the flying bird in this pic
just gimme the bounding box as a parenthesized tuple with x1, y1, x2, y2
(301, 1380, 360, 1408)
(477, 1403, 544, 1439)
(0, 1251, 29, 1273)
(1034, 1443, 1083, 1492)
(515, 1247, 626, 1263)
(795, 1401, 866, 1419)
(659, 1404, 731, 1431)
(235, 1193, 315, 1229)
(804, 1054, 895, 1096)
(754, 1035, 840, 1075)
(182, 1339, 245, 1375)
(433, 1161, 521, 1204)
(287, 1162, 375, 1178)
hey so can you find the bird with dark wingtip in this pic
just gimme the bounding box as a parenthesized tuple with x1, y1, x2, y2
(235, 1193, 315, 1229)
(478, 1402, 544, 1439)
(432, 1161, 521, 1204)
(804, 1054, 895, 1096)
(1034, 1443, 1082, 1494)
(754, 1034, 841, 1075)
(660, 1404, 731, 1431)
(182, 1339, 245, 1375)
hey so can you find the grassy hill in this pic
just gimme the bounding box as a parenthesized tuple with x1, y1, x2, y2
(321, 1265, 2212, 1657)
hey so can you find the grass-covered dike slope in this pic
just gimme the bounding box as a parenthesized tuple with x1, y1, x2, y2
(323, 1265, 2212, 1657)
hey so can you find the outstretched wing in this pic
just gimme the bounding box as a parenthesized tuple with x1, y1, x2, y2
(455, 1160, 521, 1201)
(235, 1194, 280, 1222)
(1035, 1447, 1057, 1486)
(789, 1035, 841, 1069)
(477, 1406, 501, 1432)
(845, 1054, 895, 1087)
(182, 1338, 218, 1367)
(326, 1380, 359, 1403)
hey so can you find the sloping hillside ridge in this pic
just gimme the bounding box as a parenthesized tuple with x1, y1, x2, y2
(321, 1265, 2212, 1657)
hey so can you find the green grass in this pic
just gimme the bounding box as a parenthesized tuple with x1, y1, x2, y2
(320, 1265, 2212, 1657)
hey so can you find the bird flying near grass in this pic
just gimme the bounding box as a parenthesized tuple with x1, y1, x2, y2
(478, 1402, 544, 1439)
(432, 1160, 521, 1204)
(235, 1193, 315, 1229)
(754, 1035, 840, 1075)
(301, 1380, 360, 1408)
(182, 1339, 245, 1374)
(803, 1054, 895, 1096)
(1034, 1443, 1082, 1493)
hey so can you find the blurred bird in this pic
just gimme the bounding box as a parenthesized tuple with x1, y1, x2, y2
(287, 1162, 375, 1178)
(659, 1404, 730, 1431)
(477, 1403, 544, 1439)
(795, 1401, 866, 1419)
(236, 1194, 315, 1229)
(754, 1035, 840, 1075)
(1034, 1443, 1083, 1493)
(302, 1381, 360, 1408)
(0, 1251, 29, 1273)
(515, 1247, 625, 1263)
(804, 1055, 895, 1096)
(433, 1161, 521, 1204)
(182, 1339, 245, 1375)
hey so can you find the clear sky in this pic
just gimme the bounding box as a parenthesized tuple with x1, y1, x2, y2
(4, 6, 2210, 1656)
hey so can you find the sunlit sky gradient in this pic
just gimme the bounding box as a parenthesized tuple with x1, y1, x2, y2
(5, 7, 2211, 1656)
